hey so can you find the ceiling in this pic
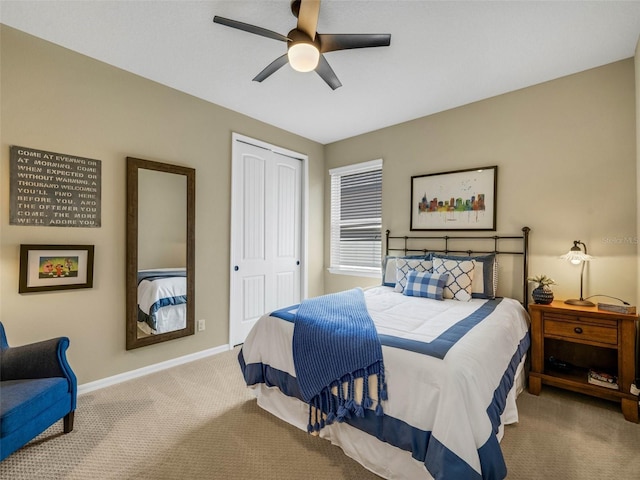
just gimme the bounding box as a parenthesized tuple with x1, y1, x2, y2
(2, 1, 640, 145)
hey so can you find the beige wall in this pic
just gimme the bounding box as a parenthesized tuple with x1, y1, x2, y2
(636, 37, 640, 304)
(325, 59, 638, 305)
(0, 26, 325, 384)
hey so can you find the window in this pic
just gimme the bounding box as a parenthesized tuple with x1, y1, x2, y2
(329, 159, 382, 277)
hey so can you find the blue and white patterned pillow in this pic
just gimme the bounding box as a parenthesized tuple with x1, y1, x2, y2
(382, 254, 430, 287)
(394, 257, 434, 293)
(433, 253, 497, 299)
(403, 271, 449, 300)
(432, 257, 476, 301)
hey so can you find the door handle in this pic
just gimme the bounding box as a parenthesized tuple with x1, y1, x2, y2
(574, 327, 583, 334)
(234, 265, 239, 271)
(296, 260, 300, 266)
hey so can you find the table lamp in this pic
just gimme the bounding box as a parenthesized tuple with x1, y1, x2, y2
(560, 240, 594, 306)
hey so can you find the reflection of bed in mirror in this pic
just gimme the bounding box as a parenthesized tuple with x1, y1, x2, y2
(136, 268, 187, 336)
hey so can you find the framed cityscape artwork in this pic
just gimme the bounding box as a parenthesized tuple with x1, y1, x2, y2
(410, 166, 497, 231)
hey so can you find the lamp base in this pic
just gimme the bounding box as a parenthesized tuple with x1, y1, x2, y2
(564, 298, 595, 307)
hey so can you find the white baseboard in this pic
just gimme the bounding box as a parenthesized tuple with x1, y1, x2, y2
(78, 344, 231, 395)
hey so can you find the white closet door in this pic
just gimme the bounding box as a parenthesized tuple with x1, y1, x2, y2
(229, 136, 303, 346)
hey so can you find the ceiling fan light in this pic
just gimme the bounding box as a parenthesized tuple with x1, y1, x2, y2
(288, 42, 319, 72)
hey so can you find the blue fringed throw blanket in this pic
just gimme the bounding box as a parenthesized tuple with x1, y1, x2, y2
(292, 288, 387, 433)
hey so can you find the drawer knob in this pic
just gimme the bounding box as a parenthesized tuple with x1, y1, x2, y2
(574, 327, 583, 334)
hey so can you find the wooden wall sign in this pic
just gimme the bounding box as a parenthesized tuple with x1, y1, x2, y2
(9, 146, 102, 227)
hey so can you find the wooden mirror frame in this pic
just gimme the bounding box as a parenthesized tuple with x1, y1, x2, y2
(126, 157, 195, 350)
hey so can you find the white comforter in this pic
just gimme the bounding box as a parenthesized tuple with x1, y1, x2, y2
(239, 286, 530, 479)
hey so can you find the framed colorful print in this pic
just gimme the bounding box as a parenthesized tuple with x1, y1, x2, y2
(410, 166, 497, 231)
(19, 244, 95, 293)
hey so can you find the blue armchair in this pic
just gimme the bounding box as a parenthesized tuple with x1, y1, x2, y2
(0, 322, 77, 461)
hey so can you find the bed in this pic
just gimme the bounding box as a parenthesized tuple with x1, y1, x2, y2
(238, 228, 531, 480)
(137, 268, 187, 335)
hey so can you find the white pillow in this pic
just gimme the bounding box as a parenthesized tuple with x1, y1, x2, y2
(432, 257, 476, 301)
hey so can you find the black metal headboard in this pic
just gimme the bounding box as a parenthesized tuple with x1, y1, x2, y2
(385, 227, 531, 309)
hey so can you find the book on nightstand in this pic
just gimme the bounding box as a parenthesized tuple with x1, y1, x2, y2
(587, 369, 619, 390)
(597, 303, 636, 315)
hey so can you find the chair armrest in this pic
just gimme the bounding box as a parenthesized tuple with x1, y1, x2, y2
(1, 337, 73, 381)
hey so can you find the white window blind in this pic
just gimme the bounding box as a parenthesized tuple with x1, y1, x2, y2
(329, 159, 382, 277)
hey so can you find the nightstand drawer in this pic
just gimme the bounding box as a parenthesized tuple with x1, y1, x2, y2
(544, 317, 617, 345)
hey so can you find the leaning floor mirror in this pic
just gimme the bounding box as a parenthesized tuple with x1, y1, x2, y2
(126, 157, 195, 350)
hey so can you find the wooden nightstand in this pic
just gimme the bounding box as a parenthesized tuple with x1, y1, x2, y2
(528, 301, 639, 422)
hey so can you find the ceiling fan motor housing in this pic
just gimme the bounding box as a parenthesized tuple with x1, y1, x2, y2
(287, 29, 319, 49)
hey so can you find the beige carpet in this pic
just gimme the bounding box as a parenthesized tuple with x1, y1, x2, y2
(1, 347, 639, 479)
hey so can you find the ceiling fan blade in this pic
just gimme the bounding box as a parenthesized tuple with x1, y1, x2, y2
(297, 0, 321, 40)
(213, 16, 290, 42)
(318, 33, 391, 53)
(253, 54, 290, 83)
(315, 54, 342, 90)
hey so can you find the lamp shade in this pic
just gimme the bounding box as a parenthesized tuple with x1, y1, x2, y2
(560, 246, 593, 265)
(288, 42, 320, 72)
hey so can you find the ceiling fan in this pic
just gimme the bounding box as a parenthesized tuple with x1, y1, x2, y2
(213, 0, 391, 90)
